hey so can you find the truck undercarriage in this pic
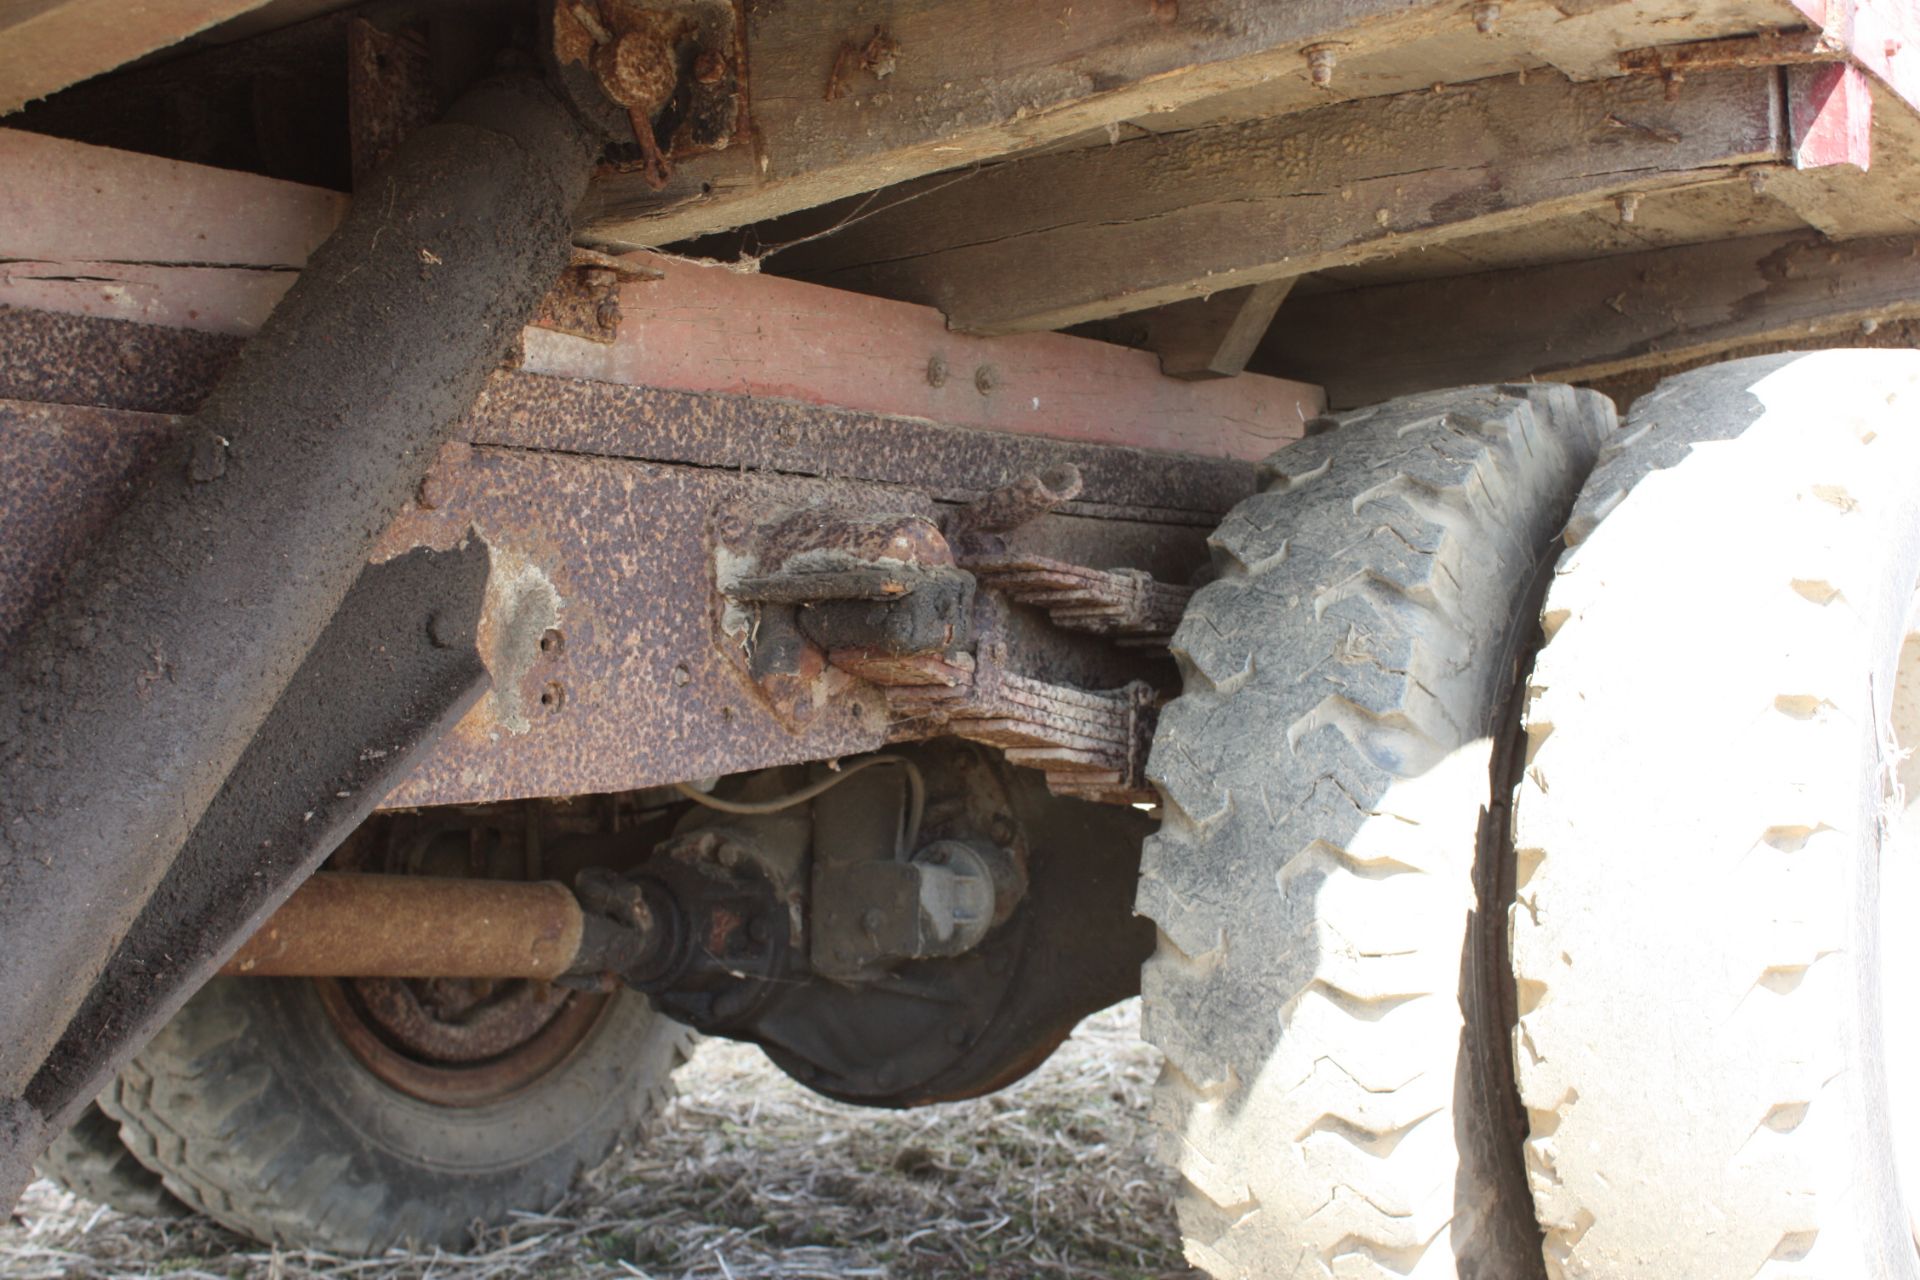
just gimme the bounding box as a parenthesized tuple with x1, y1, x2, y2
(4, 1, 1920, 1274)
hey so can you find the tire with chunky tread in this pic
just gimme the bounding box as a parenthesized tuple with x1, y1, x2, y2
(35, 1102, 188, 1218)
(1140, 383, 1613, 1278)
(1510, 350, 1920, 1279)
(101, 978, 692, 1254)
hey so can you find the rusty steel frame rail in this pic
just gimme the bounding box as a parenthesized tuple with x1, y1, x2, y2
(0, 72, 598, 1202)
(1, 392, 1208, 810)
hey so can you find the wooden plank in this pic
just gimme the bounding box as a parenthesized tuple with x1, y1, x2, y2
(577, 0, 1476, 246)
(0, 0, 274, 112)
(580, 0, 1881, 249)
(1254, 230, 1920, 407)
(0, 128, 1320, 460)
(1089, 280, 1297, 380)
(770, 67, 1787, 335)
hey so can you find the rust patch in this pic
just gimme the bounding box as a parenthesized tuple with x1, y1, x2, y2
(530, 249, 662, 344)
(711, 498, 942, 732)
(316, 977, 609, 1107)
(826, 26, 899, 101)
(557, 0, 751, 184)
(346, 19, 438, 187)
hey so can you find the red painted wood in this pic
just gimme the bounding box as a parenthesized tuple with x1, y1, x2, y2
(0, 129, 1320, 461)
(525, 254, 1318, 459)
(1789, 61, 1875, 169)
(1790, 0, 1920, 119)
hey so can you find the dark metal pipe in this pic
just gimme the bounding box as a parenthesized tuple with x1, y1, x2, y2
(0, 74, 598, 1097)
(221, 873, 587, 979)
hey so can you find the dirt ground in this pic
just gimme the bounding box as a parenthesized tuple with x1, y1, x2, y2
(2, 1000, 1201, 1280)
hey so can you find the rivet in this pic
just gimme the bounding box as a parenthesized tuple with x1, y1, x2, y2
(926, 353, 949, 387)
(973, 363, 999, 395)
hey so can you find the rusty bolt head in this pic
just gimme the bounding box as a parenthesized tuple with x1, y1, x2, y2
(594, 29, 678, 113)
(973, 364, 999, 396)
(595, 296, 621, 331)
(417, 471, 450, 510)
(693, 48, 728, 84)
(926, 353, 949, 387)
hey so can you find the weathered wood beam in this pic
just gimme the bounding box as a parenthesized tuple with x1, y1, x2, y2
(1254, 230, 1920, 407)
(0, 128, 1321, 460)
(577, 0, 1534, 248)
(0, 0, 274, 112)
(1093, 281, 1297, 381)
(772, 67, 1788, 335)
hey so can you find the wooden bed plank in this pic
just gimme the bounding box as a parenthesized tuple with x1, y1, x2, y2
(0, 0, 275, 112)
(1257, 229, 1920, 405)
(770, 67, 1788, 334)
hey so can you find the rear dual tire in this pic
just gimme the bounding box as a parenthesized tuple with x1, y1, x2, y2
(1139, 383, 1612, 1277)
(1508, 351, 1920, 1278)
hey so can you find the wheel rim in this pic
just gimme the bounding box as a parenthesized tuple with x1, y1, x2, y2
(315, 977, 610, 1108)
(1884, 602, 1920, 1248)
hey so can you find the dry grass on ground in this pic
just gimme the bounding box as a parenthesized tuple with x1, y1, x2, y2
(2, 1000, 1200, 1280)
